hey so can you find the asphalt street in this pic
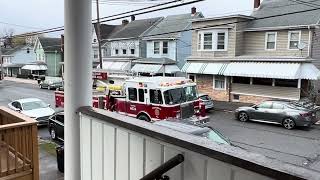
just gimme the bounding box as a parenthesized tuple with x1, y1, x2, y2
(1, 80, 320, 172)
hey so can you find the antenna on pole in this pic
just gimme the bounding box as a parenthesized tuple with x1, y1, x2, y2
(96, 0, 103, 69)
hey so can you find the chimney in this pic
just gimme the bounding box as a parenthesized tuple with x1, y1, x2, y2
(61, 34, 64, 52)
(122, 19, 129, 26)
(131, 15, 135, 22)
(254, 0, 261, 8)
(191, 7, 197, 15)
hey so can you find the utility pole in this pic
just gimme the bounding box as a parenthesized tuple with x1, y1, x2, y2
(96, 0, 103, 69)
(0, 46, 3, 80)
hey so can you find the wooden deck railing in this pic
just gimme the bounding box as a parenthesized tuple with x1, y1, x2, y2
(0, 107, 39, 180)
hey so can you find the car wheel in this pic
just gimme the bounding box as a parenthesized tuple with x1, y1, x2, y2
(138, 114, 151, 122)
(50, 128, 57, 140)
(282, 118, 295, 130)
(238, 112, 249, 122)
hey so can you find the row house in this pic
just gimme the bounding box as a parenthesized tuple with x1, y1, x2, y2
(98, 17, 162, 84)
(132, 8, 203, 76)
(183, 0, 320, 104)
(34, 37, 62, 77)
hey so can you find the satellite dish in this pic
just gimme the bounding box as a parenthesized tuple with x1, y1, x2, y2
(297, 42, 307, 50)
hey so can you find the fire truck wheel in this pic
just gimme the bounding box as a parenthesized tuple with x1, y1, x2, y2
(138, 114, 151, 122)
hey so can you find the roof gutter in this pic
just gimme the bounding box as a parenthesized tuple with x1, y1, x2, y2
(245, 24, 318, 32)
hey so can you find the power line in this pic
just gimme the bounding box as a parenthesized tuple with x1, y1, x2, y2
(32, 5, 320, 52)
(11, 0, 185, 38)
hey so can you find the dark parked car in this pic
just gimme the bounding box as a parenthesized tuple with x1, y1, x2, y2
(40, 80, 63, 90)
(199, 93, 214, 111)
(154, 120, 231, 145)
(235, 100, 319, 130)
(48, 111, 64, 141)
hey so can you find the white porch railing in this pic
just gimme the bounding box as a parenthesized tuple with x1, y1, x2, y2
(79, 107, 320, 180)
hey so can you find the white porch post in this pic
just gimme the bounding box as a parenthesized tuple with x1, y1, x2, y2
(298, 79, 301, 88)
(64, 0, 92, 179)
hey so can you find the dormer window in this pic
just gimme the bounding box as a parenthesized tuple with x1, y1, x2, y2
(154, 42, 160, 54)
(131, 49, 135, 55)
(123, 49, 127, 54)
(115, 49, 119, 55)
(197, 30, 228, 51)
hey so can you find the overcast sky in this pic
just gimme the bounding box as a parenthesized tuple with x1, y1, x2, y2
(0, 0, 254, 37)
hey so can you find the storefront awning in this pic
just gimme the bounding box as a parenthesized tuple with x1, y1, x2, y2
(131, 64, 163, 74)
(164, 65, 180, 74)
(181, 62, 206, 74)
(21, 64, 47, 71)
(99, 61, 131, 72)
(223, 62, 320, 80)
(182, 62, 228, 75)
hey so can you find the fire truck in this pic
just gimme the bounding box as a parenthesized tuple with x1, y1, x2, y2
(55, 77, 207, 123)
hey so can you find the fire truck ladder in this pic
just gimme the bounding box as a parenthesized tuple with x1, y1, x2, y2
(140, 154, 184, 180)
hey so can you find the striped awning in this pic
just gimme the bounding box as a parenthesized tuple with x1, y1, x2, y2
(21, 64, 47, 71)
(131, 64, 163, 74)
(182, 62, 227, 75)
(223, 62, 320, 80)
(99, 61, 131, 72)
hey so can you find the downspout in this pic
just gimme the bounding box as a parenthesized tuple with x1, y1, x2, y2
(308, 25, 313, 57)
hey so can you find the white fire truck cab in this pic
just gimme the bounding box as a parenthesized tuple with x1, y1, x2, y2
(108, 77, 208, 123)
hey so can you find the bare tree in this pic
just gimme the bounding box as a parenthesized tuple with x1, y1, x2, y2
(2, 28, 15, 48)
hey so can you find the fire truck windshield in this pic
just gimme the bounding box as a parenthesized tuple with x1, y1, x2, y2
(163, 86, 198, 105)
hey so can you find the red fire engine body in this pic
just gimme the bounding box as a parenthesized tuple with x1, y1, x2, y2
(55, 77, 207, 123)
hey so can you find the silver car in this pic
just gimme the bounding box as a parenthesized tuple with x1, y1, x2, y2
(235, 100, 319, 130)
(199, 94, 214, 111)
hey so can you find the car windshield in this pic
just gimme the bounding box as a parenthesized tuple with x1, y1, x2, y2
(199, 95, 210, 101)
(200, 129, 230, 145)
(163, 86, 198, 105)
(22, 101, 48, 110)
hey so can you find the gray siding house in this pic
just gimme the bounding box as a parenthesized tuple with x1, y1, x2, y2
(137, 8, 203, 76)
(183, 0, 320, 104)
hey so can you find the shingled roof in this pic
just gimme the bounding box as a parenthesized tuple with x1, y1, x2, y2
(38, 37, 61, 52)
(145, 12, 203, 40)
(108, 17, 162, 40)
(247, 0, 320, 29)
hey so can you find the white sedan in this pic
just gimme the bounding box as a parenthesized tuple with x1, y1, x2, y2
(8, 98, 55, 125)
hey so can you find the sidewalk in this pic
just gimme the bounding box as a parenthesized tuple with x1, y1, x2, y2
(4, 77, 38, 85)
(213, 100, 253, 112)
(39, 140, 64, 180)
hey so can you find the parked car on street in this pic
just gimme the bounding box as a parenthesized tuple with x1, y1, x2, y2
(154, 120, 231, 145)
(40, 80, 63, 90)
(8, 98, 55, 125)
(199, 93, 214, 111)
(48, 111, 64, 141)
(235, 100, 319, 130)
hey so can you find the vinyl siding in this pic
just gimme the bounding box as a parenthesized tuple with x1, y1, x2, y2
(176, 30, 192, 69)
(191, 18, 239, 59)
(46, 53, 62, 77)
(312, 28, 320, 68)
(243, 30, 309, 57)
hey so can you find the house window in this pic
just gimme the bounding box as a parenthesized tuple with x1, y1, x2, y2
(203, 33, 213, 50)
(233, 94, 240, 101)
(128, 88, 137, 101)
(115, 49, 119, 55)
(154, 42, 160, 54)
(123, 49, 127, 54)
(214, 75, 225, 90)
(189, 74, 196, 82)
(217, 32, 226, 50)
(162, 41, 168, 54)
(265, 32, 277, 50)
(288, 31, 300, 49)
(130, 49, 135, 55)
(93, 50, 98, 58)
